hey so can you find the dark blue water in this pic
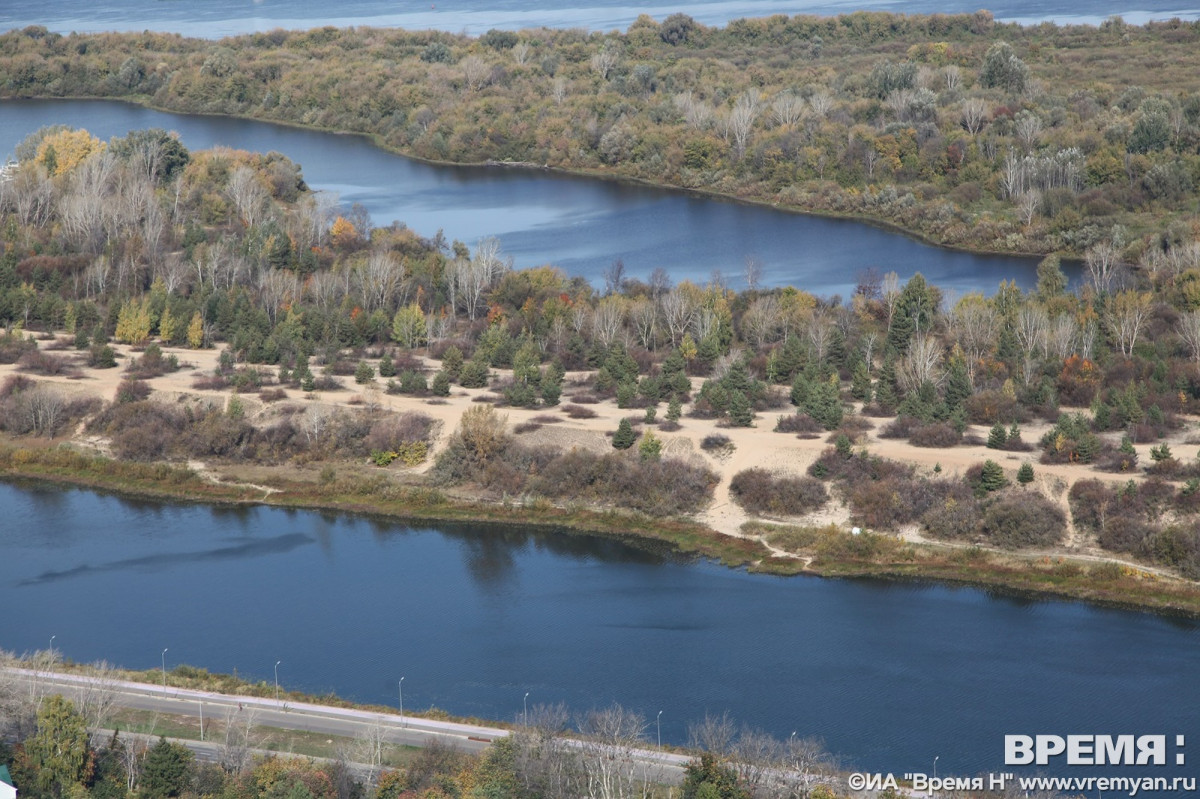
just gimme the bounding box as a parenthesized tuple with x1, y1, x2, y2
(0, 0, 1197, 38)
(0, 100, 1065, 297)
(2, 481, 1197, 782)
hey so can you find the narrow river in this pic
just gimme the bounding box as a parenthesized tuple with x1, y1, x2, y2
(0, 99, 1067, 297)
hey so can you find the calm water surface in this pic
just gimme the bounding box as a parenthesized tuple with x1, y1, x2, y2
(0, 99, 1067, 296)
(1, 482, 1197, 780)
(1, 0, 1197, 38)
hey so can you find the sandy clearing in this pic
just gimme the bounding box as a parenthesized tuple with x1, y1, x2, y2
(3, 332, 1197, 578)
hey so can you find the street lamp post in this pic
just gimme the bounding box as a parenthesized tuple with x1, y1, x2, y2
(933, 755, 939, 798)
(657, 710, 662, 748)
(161, 648, 168, 687)
(399, 677, 405, 728)
(49, 635, 55, 655)
(523, 692, 529, 727)
(274, 661, 281, 702)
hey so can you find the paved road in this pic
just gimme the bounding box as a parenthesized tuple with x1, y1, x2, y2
(5, 667, 689, 783)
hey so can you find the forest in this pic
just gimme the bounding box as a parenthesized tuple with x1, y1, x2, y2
(0, 119, 1199, 588)
(0, 12, 1199, 256)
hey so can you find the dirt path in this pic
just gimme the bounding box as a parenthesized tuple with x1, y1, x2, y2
(4, 332, 1198, 580)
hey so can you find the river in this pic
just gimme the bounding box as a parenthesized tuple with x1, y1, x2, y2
(0, 99, 1068, 297)
(1, 0, 1198, 39)
(1, 481, 1198, 783)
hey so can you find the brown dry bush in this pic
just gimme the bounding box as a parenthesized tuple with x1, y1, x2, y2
(921, 486, 984, 540)
(365, 412, 435, 452)
(979, 494, 1066, 549)
(563, 403, 598, 419)
(0, 375, 34, 398)
(17, 350, 79, 377)
(774, 413, 824, 434)
(908, 422, 962, 448)
(730, 468, 828, 516)
(528, 450, 717, 516)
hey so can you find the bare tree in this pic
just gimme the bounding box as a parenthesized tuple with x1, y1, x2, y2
(1046, 314, 1078, 361)
(461, 55, 491, 91)
(512, 704, 580, 799)
(603, 258, 626, 296)
(218, 704, 259, 774)
(75, 662, 121, 742)
(300, 406, 331, 445)
(743, 255, 764, 291)
(771, 91, 805, 128)
(590, 44, 620, 80)
(661, 288, 697, 346)
(348, 716, 391, 788)
(629, 298, 658, 349)
(1014, 304, 1049, 384)
(118, 733, 148, 792)
(258, 269, 298, 324)
(949, 299, 999, 382)
(943, 64, 962, 92)
(805, 310, 834, 362)
(674, 91, 714, 130)
(897, 335, 944, 392)
(551, 76, 568, 105)
(511, 41, 530, 65)
(1085, 239, 1124, 295)
(960, 98, 989, 138)
(225, 166, 269, 228)
(881, 271, 902, 335)
(688, 711, 737, 757)
(1014, 111, 1043, 153)
(578, 704, 650, 799)
(1107, 291, 1152, 358)
(741, 296, 782, 348)
(1018, 190, 1040, 226)
(806, 90, 833, 119)
(591, 297, 626, 350)
(1178, 311, 1200, 363)
(356, 249, 404, 313)
(724, 91, 760, 158)
(20, 388, 67, 437)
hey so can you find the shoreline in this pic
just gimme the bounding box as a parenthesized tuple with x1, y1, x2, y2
(4, 443, 1199, 618)
(1, 93, 1059, 264)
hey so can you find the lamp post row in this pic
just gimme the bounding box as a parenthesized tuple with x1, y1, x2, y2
(142, 650, 673, 749)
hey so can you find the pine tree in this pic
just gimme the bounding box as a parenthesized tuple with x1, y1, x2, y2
(979, 460, 1008, 492)
(728, 389, 754, 427)
(639, 430, 662, 460)
(140, 737, 194, 799)
(987, 422, 1008, 449)
(850, 361, 872, 402)
(432, 370, 451, 396)
(612, 418, 638, 449)
(943, 355, 972, 411)
(805, 376, 844, 430)
(355, 361, 375, 384)
(874, 357, 899, 412)
(1017, 462, 1035, 485)
(666, 395, 682, 422)
(1119, 434, 1138, 471)
(378, 351, 396, 377)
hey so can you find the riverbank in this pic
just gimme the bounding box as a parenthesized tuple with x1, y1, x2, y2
(4, 15, 1197, 258)
(5, 440, 1200, 617)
